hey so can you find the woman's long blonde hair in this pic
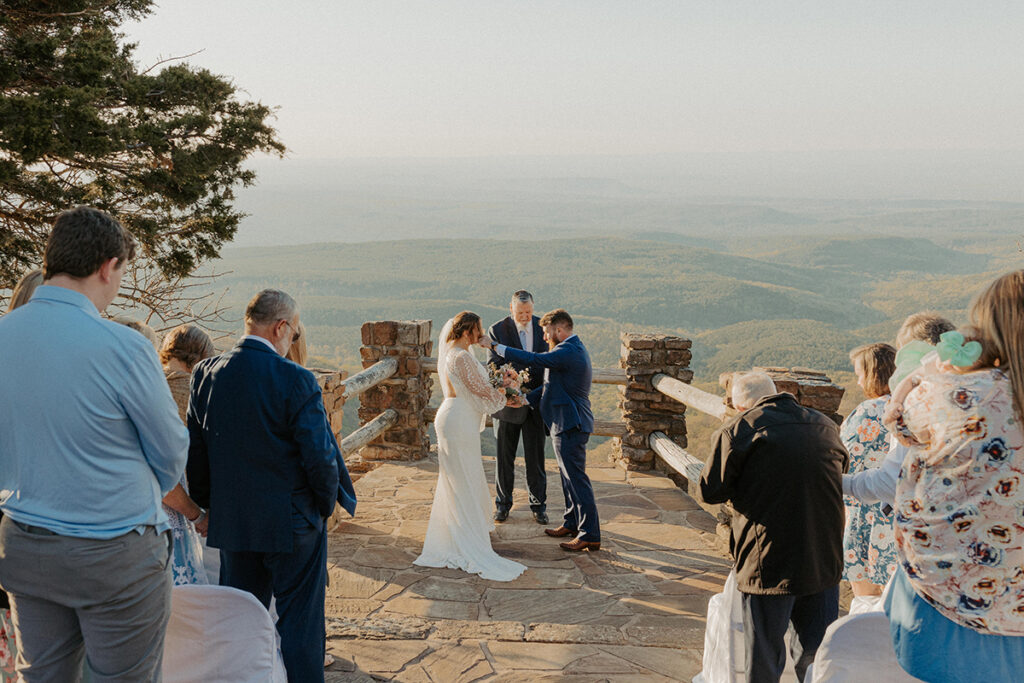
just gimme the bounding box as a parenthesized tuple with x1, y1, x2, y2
(6, 268, 44, 312)
(970, 270, 1024, 421)
(285, 321, 308, 366)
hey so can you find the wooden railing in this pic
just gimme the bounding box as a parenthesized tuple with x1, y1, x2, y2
(652, 373, 731, 421)
(643, 371, 738, 526)
(340, 409, 398, 455)
(342, 357, 398, 400)
(334, 352, 629, 460)
(647, 373, 733, 486)
(420, 356, 628, 436)
(337, 345, 723, 464)
(335, 357, 399, 455)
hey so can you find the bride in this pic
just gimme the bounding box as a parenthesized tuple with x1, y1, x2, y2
(414, 311, 527, 581)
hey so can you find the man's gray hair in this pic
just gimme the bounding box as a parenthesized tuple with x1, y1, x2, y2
(731, 372, 777, 411)
(245, 289, 297, 326)
(511, 290, 533, 304)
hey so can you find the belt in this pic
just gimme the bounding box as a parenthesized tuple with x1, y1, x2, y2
(12, 520, 58, 536)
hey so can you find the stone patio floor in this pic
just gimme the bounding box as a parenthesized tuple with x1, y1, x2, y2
(323, 452, 735, 682)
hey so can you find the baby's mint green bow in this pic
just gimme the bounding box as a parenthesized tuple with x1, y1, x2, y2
(935, 331, 982, 368)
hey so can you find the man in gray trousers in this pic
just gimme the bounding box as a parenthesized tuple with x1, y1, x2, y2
(0, 207, 188, 682)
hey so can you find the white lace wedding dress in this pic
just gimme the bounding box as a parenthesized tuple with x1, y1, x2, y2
(414, 327, 526, 582)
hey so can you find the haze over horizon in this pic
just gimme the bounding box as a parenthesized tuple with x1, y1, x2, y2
(125, 2, 1024, 246)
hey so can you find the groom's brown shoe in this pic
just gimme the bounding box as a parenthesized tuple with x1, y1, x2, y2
(560, 538, 601, 552)
(544, 526, 577, 538)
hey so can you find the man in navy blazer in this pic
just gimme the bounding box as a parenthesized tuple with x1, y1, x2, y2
(187, 289, 356, 683)
(488, 308, 600, 551)
(487, 290, 549, 524)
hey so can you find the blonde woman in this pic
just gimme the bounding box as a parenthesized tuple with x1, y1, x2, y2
(159, 325, 216, 585)
(285, 321, 307, 366)
(5, 268, 43, 313)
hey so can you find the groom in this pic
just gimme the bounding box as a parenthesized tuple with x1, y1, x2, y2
(487, 309, 600, 551)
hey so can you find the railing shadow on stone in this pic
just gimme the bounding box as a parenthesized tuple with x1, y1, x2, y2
(316, 321, 845, 538)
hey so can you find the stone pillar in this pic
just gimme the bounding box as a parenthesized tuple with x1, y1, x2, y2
(315, 370, 349, 443)
(615, 333, 693, 472)
(720, 366, 845, 422)
(357, 320, 434, 461)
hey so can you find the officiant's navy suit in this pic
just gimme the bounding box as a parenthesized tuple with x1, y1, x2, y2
(500, 335, 600, 542)
(488, 315, 548, 515)
(187, 337, 356, 683)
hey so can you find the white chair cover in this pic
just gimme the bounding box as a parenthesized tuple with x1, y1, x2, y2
(162, 584, 288, 683)
(809, 581, 923, 683)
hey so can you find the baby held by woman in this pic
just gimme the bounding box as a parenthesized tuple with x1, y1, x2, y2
(887, 326, 998, 447)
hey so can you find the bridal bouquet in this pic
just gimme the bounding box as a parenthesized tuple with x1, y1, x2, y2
(487, 363, 530, 401)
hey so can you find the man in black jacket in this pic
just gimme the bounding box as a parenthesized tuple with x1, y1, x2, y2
(700, 372, 848, 683)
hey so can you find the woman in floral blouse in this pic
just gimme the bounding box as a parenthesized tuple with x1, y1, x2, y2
(884, 272, 1024, 682)
(841, 343, 898, 597)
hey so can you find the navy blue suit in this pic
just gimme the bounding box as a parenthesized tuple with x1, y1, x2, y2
(187, 338, 356, 683)
(500, 335, 599, 541)
(488, 316, 548, 513)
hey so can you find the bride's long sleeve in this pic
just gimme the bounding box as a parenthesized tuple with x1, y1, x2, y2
(451, 351, 507, 416)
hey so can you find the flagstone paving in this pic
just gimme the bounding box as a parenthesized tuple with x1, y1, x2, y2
(324, 452, 734, 682)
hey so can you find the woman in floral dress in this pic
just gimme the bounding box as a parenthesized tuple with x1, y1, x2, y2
(160, 324, 216, 585)
(841, 343, 899, 597)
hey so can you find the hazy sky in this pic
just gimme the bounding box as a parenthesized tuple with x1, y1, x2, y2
(125, 1, 1024, 160)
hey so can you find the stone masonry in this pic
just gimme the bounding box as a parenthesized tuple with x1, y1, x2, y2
(315, 370, 349, 443)
(720, 366, 845, 421)
(614, 333, 693, 472)
(357, 320, 434, 461)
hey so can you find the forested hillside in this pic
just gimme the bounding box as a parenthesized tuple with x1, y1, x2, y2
(198, 228, 1021, 461)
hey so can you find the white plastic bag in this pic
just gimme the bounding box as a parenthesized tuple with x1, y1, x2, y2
(694, 570, 746, 683)
(693, 571, 799, 683)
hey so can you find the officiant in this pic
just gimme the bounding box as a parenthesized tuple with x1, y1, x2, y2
(487, 290, 548, 525)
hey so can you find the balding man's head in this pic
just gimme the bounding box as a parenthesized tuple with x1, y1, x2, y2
(732, 372, 777, 412)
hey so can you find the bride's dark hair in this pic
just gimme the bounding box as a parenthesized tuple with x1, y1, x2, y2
(447, 311, 482, 342)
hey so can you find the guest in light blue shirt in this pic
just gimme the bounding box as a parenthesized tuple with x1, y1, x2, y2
(0, 206, 187, 683)
(0, 284, 187, 537)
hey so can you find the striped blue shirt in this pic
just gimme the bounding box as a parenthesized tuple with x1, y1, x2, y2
(0, 286, 188, 538)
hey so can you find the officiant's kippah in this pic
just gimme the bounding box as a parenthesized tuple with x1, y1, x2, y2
(513, 290, 533, 302)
